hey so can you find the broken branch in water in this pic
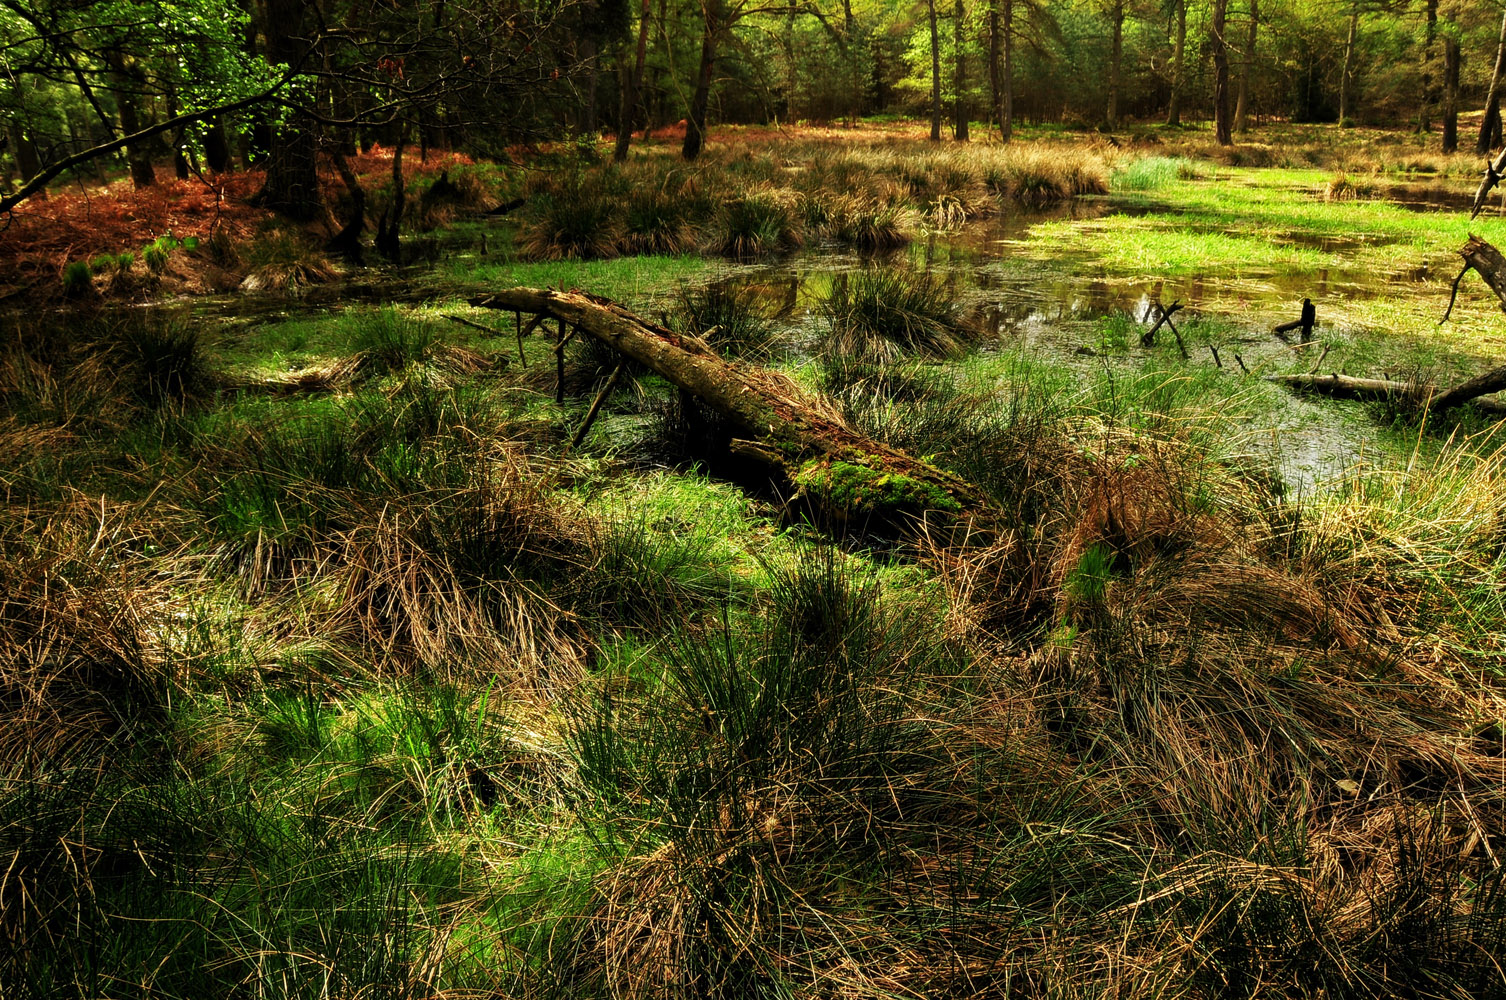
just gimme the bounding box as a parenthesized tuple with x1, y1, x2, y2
(1440, 235, 1506, 323)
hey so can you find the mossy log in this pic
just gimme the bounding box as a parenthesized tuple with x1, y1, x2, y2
(1267, 371, 1506, 414)
(470, 287, 993, 535)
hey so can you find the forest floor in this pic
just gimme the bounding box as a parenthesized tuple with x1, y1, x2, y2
(4, 121, 1506, 999)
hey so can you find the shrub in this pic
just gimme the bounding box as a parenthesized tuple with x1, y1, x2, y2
(348, 308, 439, 375)
(620, 189, 692, 255)
(241, 229, 338, 293)
(143, 245, 170, 274)
(825, 196, 913, 250)
(110, 315, 213, 408)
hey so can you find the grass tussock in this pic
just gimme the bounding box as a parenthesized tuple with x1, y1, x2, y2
(239, 227, 339, 293)
(671, 282, 777, 359)
(820, 268, 974, 361)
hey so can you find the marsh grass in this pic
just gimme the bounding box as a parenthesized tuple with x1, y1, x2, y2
(671, 282, 776, 359)
(704, 188, 802, 257)
(820, 268, 973, 361)
(240, 227, 338, 293)
(521, 176, 624, 260)
(8, 161, 1506, 999)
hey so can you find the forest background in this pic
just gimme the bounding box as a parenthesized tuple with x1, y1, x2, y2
(7, 0, 1506, 212)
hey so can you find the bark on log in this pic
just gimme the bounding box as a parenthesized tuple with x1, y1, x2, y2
(1461, 235, 1506, 312)
(1267, 372, 1506, 414)
(470, 287, 992, 535)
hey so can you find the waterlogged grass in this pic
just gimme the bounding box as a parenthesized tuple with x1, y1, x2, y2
(1028, 216, 1346, 274)
(440, 252, 713, 302)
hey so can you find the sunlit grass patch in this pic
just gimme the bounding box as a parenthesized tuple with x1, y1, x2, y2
(440, 253, 712, 305)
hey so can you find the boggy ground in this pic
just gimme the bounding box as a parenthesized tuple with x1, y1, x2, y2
(3, 123, 1506, 999)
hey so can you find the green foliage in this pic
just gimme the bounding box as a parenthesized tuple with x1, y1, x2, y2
(349, 307, 439, 374)
(1111, 156, 1197, 192)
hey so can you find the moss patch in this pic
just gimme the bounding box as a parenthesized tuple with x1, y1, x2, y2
(795, 458, 963, 518)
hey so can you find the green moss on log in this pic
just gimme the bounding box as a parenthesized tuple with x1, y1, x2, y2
(795, 458, 963, 518)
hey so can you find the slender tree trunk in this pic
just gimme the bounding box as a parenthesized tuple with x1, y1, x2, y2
(1442, 30, 1459, 152)
(1002, 0, 1013, 138)
(204, 116, 233, 172)
(785, 3, 797, 121)
(255, 0, 321, 218)
(1234, 0, 1257, 132)
(581, 41, 600, 134)
(682, 0, 718, 160)
(1478, 8, 1506, 153)
(928, 0, 943, 140)
(989, 0, 1002, 135)
(1107, 0, 1123, 128)
(844, 0, 860, 123)
(1166, 0, 1186, 126)
(1212, 0, 1232, 145)
(1339, 2, 1359, 125)
(1418, 0, 1438, 133)
(954, 0, 969, 139)
(614, 0, 653, 162)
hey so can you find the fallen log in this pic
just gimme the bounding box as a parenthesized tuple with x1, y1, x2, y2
(470, 287, 992, 535)
(1266, 371, 1506, 415)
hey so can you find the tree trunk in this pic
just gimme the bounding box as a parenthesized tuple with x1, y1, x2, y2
(1339, 3, 1359, 125)
(1107, 0, 1123, 128)
(1419, 0, 1438, 133)
(682, 0, 718, 161)
(614, 0, 653, 162)
(108, 63, 156, 188)
(1479, 9, 1506, 153)
(327, 150, 367, 261)
(1442, 30, 1460, 153)
(9, 127, 42, 190)
(376, 127, 406, 261)
(1212, 0, 1231, 145)
(928, 0, 943, 141)
(470, 288, 991, 534)
(1234, 0, 1257, 132)
(255, 0, 321, 218)
(204, 116, 233, 173)
(954, 0, 969, 139)
(1166, 0, 1186, 126)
